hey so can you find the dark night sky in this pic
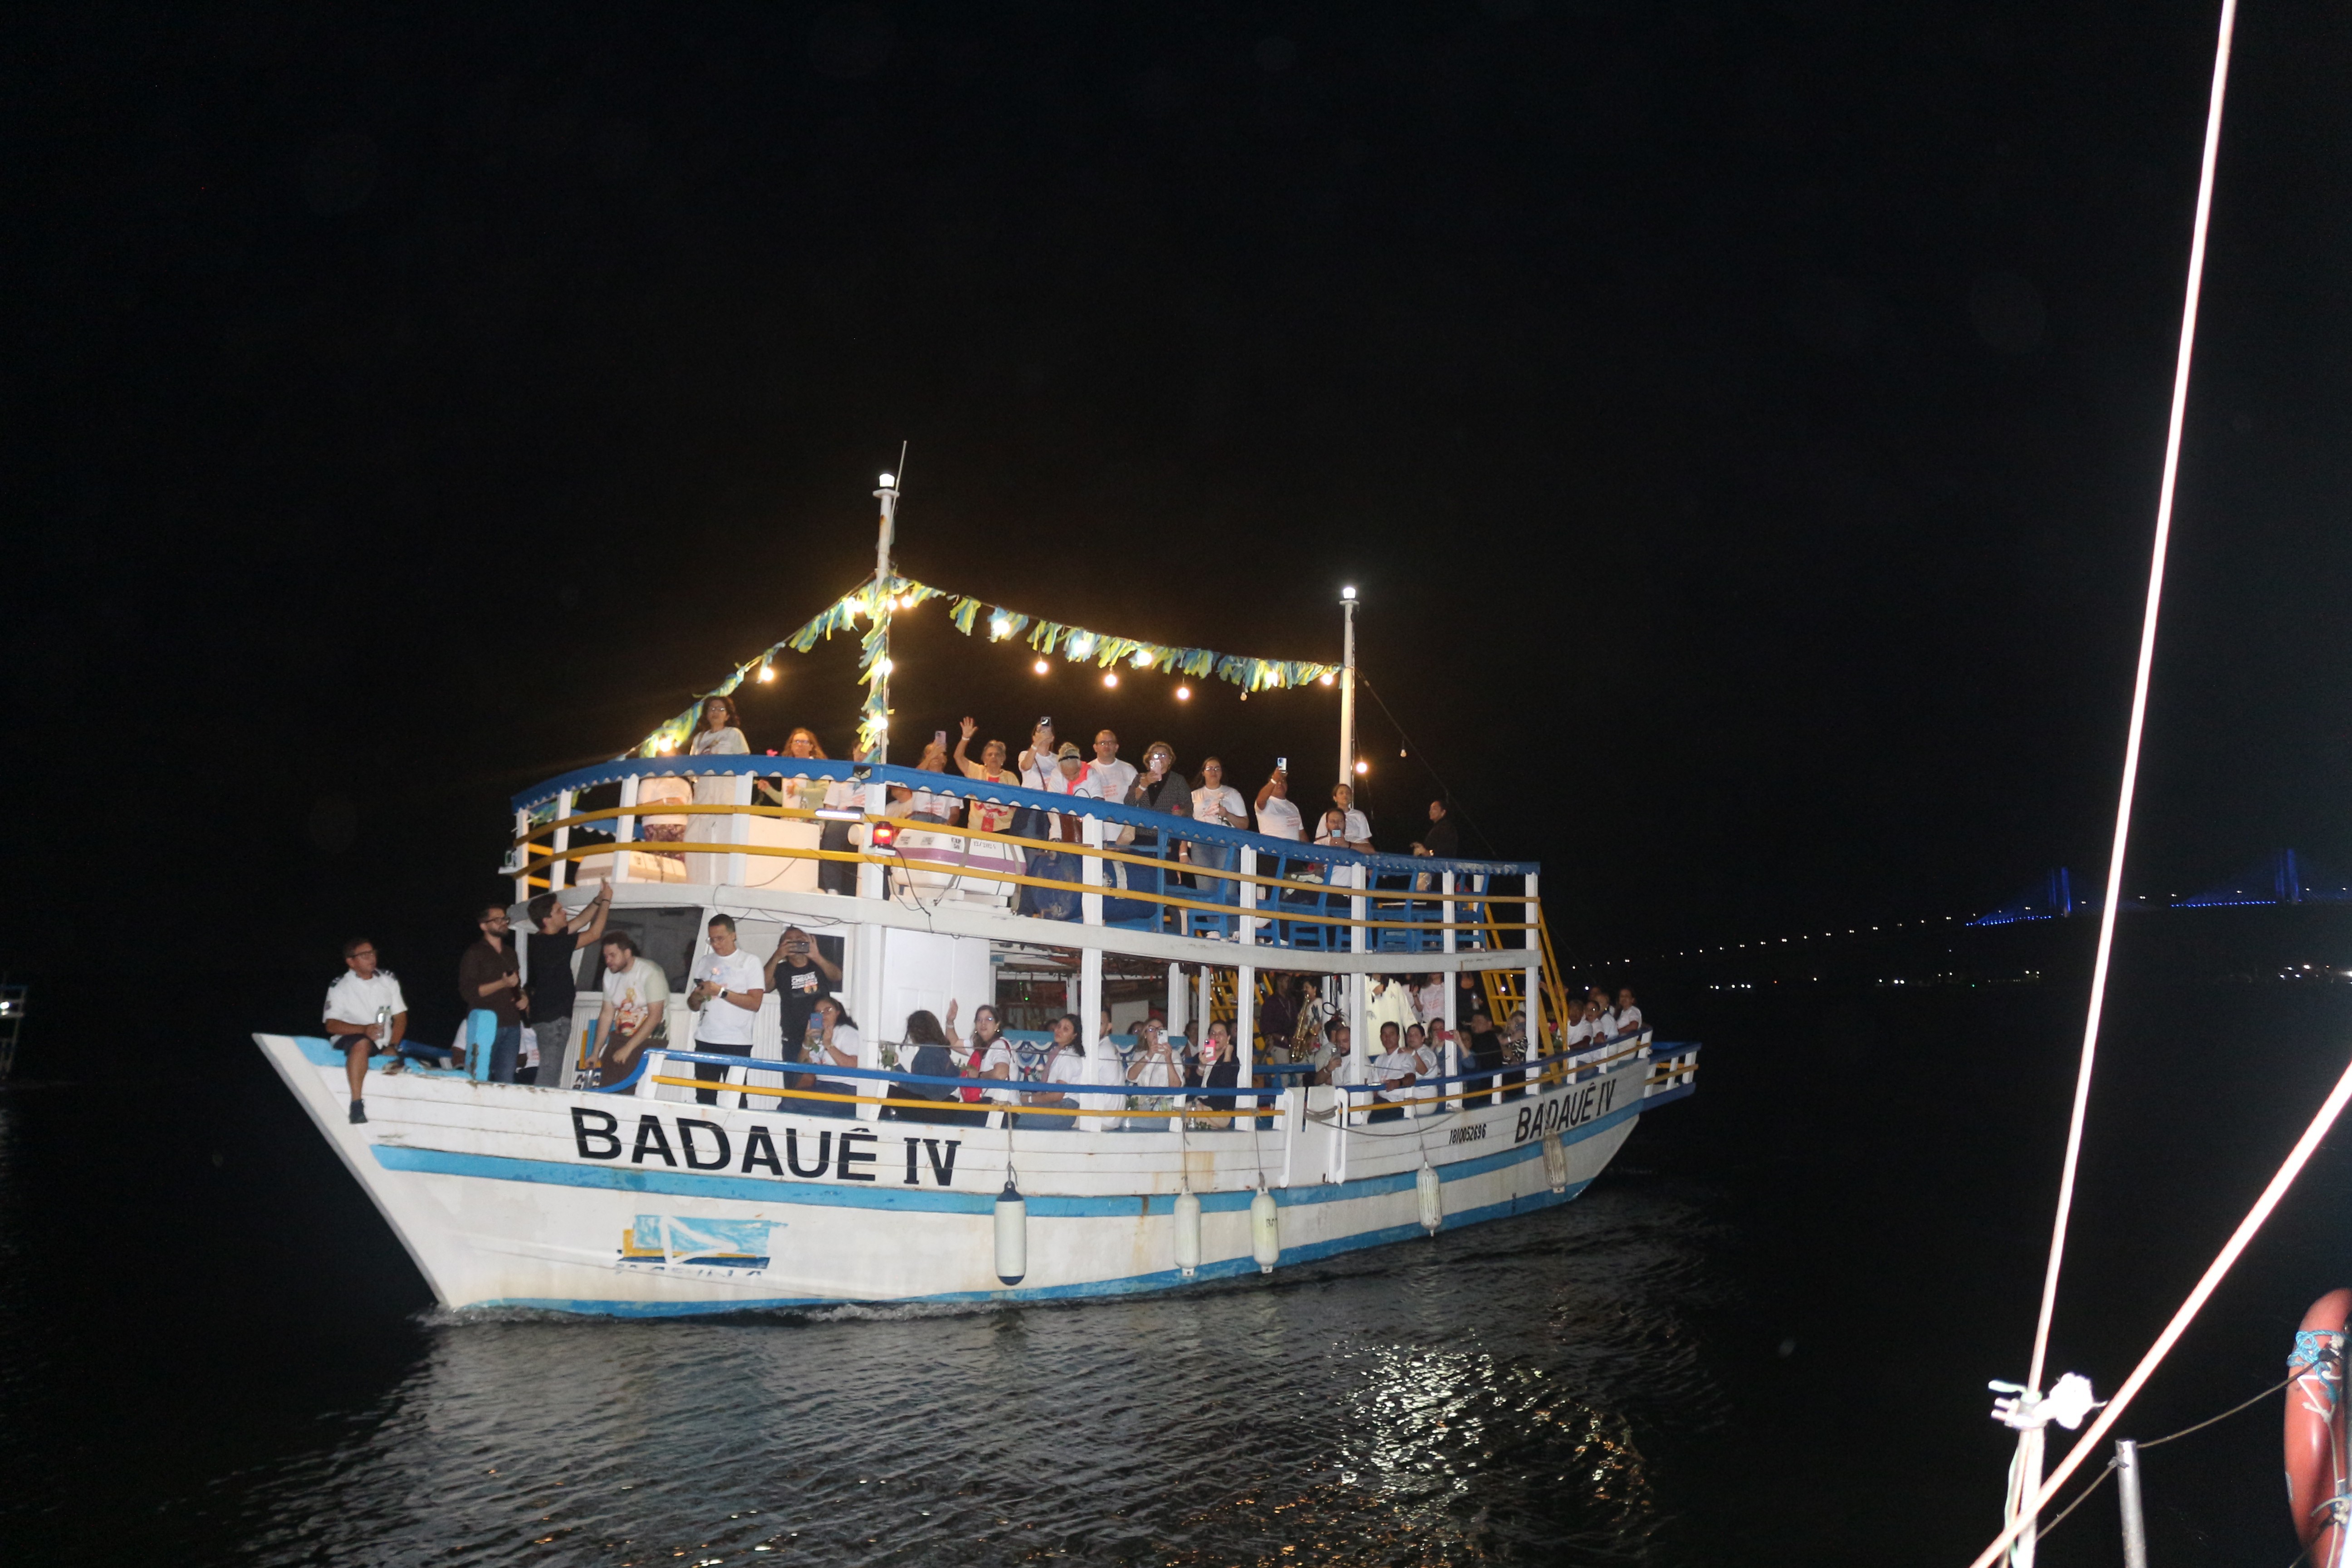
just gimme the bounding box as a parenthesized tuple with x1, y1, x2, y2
(6, 1, 2350, 1035)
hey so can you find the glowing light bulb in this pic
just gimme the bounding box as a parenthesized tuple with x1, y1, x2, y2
(1175, 685, 1191, 701)
(1130, 649, 1153, 668)
(1353, 760, 1369, 775)
(657, 738, 675, 754)
(899, 593, 917, 609)
(1341, 585, 1357, 602)
(1318, 671, 1335, 686)
(879, 472, 896, 487)
(1102, 672, 1119, 688)
(1034, 658, 1050, 675)
(877, 657, 894, 675)
(1070, 633, 1095, 657)
(990, 617, 1012, 639)
(758, 663, 775, 682)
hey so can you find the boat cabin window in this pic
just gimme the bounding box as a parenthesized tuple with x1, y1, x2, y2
(576, 905, 703, 993)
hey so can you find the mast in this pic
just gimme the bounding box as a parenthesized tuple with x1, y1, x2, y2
(867, 465, 902, 764)
(1337, 584, 1357, 792)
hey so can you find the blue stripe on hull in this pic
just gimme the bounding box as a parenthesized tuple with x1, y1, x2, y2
(470, 1177, 1597, 1317)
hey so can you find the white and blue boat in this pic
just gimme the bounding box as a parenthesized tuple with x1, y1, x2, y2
(255, 479, 1698, 1316)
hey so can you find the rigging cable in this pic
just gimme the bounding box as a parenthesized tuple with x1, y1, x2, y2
(2020, 0, 2237, 1413)
(2029, 1371, 2294, 1543)
(1965, 1042, 2352, 1568)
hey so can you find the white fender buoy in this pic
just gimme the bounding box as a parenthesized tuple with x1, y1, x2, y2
(994, 1177, 1027, 1286)
(1543, 1129, 1568, 1193)
(1250, 1186, 1280, 1274)
(1174, 1188, 1202, 1278)
(1417, 1161, 1444, 1235)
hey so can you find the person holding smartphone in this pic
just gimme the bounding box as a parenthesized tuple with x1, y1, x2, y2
(763, 925, 842, 1054)
(1124, 740, 1190, 915)
(1254, 765, 1302, 842)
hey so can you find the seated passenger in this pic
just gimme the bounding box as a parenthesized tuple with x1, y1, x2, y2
(797, 995, 862, 1117)
(591, 930, 669, 1085)
(1588, 986, 1619, 1039)
(1187, 1019, 1239, 1123)
(1018, 1014, 1091, 1130)
(1367, 1020, 1426, 1122)
(1124, 1017, 1183, 1129)
(887, 735, 959, 823)
(1313, 808, 1352, 850)
(1562, 998, 1594, 1061)
(1614, 988, 1644, 1037)
(885, 1006, 968, 1124)
(952, 1004, 1018, 1115)
(951, 717, 1019, 834)
(1311, 1017, 1350, 1088)
(1460, 1007, 1504, 1108)
(323, 936, 408, 1124)
(1324, 783, 1374, 853)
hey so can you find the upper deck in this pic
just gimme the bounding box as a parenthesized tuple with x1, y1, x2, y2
(506, 754, 1550, 980)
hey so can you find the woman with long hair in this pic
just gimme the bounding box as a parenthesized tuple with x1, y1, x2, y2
(685, 694, 750, 880)
(1122, 1017, 1182, 1130)
(799, 995, 860, 1117)
(886, 1005, 964, 1124)
(1018, 1014, 1090, 1131)
(951, 1003, 1016, 1120)
(1186, 1018, 1240, 1126)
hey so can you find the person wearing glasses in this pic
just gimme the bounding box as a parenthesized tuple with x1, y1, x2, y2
(323, 937, 408, 1124)
(457, 903, 526, 1083)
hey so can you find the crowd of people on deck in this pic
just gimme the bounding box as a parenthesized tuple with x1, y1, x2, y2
(321, 884, 1650, 1125)
(636, 696, 1471, 873)
(316, 702, 1649, 1124)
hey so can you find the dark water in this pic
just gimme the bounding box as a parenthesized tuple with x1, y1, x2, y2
(5, 982, 2348, 1565)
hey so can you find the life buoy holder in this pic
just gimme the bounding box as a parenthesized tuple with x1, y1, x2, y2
(2286, 1288, 2352, 1567)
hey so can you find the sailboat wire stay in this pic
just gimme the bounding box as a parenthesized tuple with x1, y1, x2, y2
(1977, 0, 2240, 1563)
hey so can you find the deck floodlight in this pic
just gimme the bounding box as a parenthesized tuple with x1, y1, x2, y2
(1340, 584, 1357, 602)
(879, 471, 896, 487)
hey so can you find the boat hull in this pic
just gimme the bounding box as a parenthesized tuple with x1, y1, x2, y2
(258, 1034, 1682, 1316)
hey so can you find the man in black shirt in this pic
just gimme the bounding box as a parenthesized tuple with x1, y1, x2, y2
(1422, 799, 1460, 862)
(764, 926, 843, 1054)
(1460, 1006, 1504, 1109)
(524, 883, 611, 1086)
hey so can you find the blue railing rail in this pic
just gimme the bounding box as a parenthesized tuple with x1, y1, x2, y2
(626, 1037, 1692, 1104)
(510, 754, 1537, 881)
(634, 1047, 1284, 1103)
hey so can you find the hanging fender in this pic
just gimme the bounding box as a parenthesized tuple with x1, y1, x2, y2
(2285, 1288, 2352, 1566)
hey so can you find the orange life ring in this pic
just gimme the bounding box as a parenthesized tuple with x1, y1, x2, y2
(2286, 1289, 2352, 1567)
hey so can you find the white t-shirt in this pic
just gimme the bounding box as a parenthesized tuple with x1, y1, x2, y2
(1085, 758, 1136, 813)
(893, 774, 960, 820)
(1414, 980, 1445, 1027)
(1191, 785, 1246, 829)
(955, 1038, 1019, 1103)
(1127, 1050, 1183, 1091)
(1256, 794, 1303, 841)
(690, 946, 766, 1046)
(1614, 1004, 1644, 1035)
(1566, 1017, 1594, 1050)
(1590, 1008, 1620, 1039)
(324, 970, 407, 1036)
(1314, 808, 1372, 847)
(813, 1022, 862, 1073)
(1374, 1046, 1437, 1103)
(1041, 1044, 1093, 1101)
(601, 958, 671, 1041)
